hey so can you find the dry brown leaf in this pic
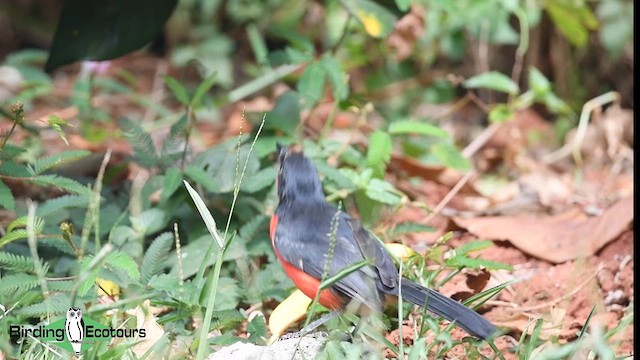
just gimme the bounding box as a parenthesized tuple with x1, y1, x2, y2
(130, 300, 165, 358)
(390, 154, 477, 191)
(466, 269, 491, 293)
(453, 197, 633, 263)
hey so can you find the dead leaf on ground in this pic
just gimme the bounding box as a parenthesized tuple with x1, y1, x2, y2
(390, 154, 477, 191)
(129, 300, 166, 358)
(453, 197, 633, 263)
(466, 269, 491, 293)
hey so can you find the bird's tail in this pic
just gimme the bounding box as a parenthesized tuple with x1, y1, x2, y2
(399, 279, 496, 339)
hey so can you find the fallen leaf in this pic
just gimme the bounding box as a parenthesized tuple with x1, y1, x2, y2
(268, 289, 312, 343)
(390, 154, 476, 191)
(465, 269, 491, 293)
(130, 300, 165, 357)
(385, 243, 416, 261)
(453, 197, 633, 263)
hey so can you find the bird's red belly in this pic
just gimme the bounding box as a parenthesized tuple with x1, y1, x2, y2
(280, 258, 344, 309)
(271, 214, 344, 309)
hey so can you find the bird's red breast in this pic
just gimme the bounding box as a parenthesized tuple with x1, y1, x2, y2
(270, 213, 344, 309)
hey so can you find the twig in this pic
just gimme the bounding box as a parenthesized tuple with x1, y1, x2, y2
(542, 91, 620, 165)
(424, 170, 475, 224)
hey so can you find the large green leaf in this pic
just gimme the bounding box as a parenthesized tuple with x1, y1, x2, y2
(191, 140, 261, 194)
(464, 71, 519, 95)
(45, 0, 178, 72)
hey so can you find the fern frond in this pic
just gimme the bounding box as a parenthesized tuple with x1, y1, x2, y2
(0, 251, 37, 273)
(106, 251, 140, 280)
(140, 232, 173, 284)
(0, 229, 28, 247)
(38, 237, 77, 255)
(0, 273, 40, 295)
(160, 115, 188, 158)
(15, 293, 70, 317)
(119, 117, 158, 167)
(0, 144, 25, 160)
(31, 175, 92, 196)
(47, 280, 75, 292)
(30, 150, 91, 175)
(239, 215, 267, 243)
(0, 161, 31, 177)
(7, 215, 45, 232)
(37, 194, 90, 218)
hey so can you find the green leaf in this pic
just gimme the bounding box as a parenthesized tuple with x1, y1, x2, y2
(160, 114, 188, 160)
(45, 0, 178, 72)
(546, 2, 597, 47)
(164, 75, 190, 106)
(32, 175, 92, 196)
(31, 150, 91, 175)
(395, 0, 410, 12)
(191, 72, 217, 107)
(597, 0, 633, 59)
(0, 161, 31, 177)
(0, 273, 40, 295)
(391, 222, 435, 236)
(78, 257, 100, 296)
(184, 166, 219, 193)
(133, 208, 168, 235)
(388, 120, 449, 138)
(430, 143, 470, 170)
(183, 181, 224, 249)
(202, 276, 240, 310)
(191, 140, 260, 194)
(37, 194, 90, 217)
(365, 179, 402, 205)
(528, 67, 551, 96)
(0, 179, 15, 210)
(247, 315, 267, 343)
(15, 293, 70, 317)
(240, 167, 276, 193)
(488, 104, 513, 123)
(446, 255, 513, 270)
(455, 240, 495, 254)
(319, 259, 373, 290)
(297, 61, 326, 108)
(366, 131, 392, 178)
(161, 168, 183, 201)
(464, 71, 519, 95)
(119, 117, 158, 167)
(48, 114, 72, 145)
(0, 251, 37, 273)
(140, 232, 173, 284)
(106, 251, 141, 280)
(342, 0, 398, 38)
(264, 91, 301, 135)
(247, 23, 268, 66)
(320, 54, 349, 101)
(0, 230, 28, 248)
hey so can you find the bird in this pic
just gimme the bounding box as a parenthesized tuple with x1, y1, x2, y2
(65, 307, 85, 355)
(270, 144, 497, 339)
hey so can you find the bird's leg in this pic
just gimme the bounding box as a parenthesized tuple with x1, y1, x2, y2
(300, 311, 340, 335)
(350, 316, 366, 339)
(279, 311, 340, 340)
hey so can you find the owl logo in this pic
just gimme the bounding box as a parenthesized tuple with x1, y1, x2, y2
(65, 307, 85, 355)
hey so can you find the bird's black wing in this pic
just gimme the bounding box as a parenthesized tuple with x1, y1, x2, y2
(274, 202, 385, 309)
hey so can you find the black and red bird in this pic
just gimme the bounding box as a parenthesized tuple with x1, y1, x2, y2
(270, 145, 497, 339)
